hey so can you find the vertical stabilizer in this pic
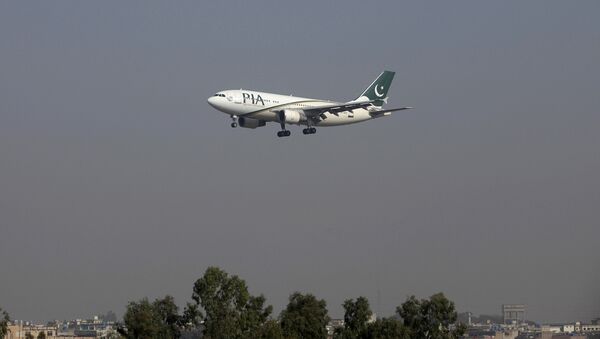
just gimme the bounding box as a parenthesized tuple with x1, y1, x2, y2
(356, 71, 395, 106)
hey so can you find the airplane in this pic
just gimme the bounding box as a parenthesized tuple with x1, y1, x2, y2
(207, 70, 412, 137)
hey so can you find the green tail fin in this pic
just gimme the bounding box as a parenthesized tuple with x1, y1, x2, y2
(356, 70, 395, 107)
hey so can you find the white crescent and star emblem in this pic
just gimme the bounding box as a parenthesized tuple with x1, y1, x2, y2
(374, 85, 385, 97)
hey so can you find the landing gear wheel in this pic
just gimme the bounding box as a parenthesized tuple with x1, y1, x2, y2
(277, 130, 291, 137)
(230, 115, 238, 128)
(302, 128, 309, 135)
(310, 127, 316, 134)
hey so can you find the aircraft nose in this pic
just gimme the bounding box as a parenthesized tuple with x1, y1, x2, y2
(207, 96, 217, 108)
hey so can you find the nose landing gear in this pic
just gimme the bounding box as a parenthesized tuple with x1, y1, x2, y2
(230, 115, 238, 128)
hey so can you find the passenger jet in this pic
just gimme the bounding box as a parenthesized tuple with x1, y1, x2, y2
(207, 70, 412, 137)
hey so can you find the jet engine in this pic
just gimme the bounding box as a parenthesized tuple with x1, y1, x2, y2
(238, 117, 266, 129)
(277, 110, 302, 124)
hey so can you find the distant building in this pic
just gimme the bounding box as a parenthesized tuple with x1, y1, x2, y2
(465, 328, 518, 339)
(580, 322, 600, 333)
(6, 322, 58, 339)
(562, 323, 575, 333)
(540, 324, 562, 334)
(6, 318, 116, 339)
(502, 304, 525, 325)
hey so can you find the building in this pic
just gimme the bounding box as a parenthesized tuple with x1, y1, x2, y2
(562, 323, 575, 333)
(580, 322, 600, 333)
(465, 329, 519, 339)
(5, 319, 117, 339)
(502, 304, 526, 325)
(6, 323, 62, 339)
(540, 324, 562, 334)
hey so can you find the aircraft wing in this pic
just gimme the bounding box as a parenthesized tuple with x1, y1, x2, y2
(301, 100, 380, 117)
(300, 100, 412, 118)
(271, 99, 412, 122)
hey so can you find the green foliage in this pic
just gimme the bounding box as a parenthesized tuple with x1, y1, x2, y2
(123, 296, 182, 339)
(334, 297, 410, 339)
(153, 296, 182, 338)
(0, 307, 9, 339)
(396, 292, 465, 339)
(333, 327, 354, 339)
(280, 292, 330, 339)
(191, 266, 273, 339)
(179, 302, 203, 329)
(123, 298, 161, 339)
(342, 297, 373, 336)
(364, 318, 410, 339)
(255, 319, 284, 339)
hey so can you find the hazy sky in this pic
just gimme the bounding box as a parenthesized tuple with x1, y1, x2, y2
(1, 1, 599, 324)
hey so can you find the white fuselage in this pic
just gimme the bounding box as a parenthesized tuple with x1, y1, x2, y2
(207, 89, 377, 126)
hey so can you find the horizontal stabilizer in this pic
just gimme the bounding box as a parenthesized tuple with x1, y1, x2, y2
(370, 107, 413, 116)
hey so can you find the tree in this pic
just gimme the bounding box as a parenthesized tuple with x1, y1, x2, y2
(334, 297, 410, 339)
(191, 266, 273, 339)
(178, 302, 203, 329)
(345, 297, 373, 337)
(364, 318, 410, 339)
(0, 307, 9, 339)
(37, 331, 46, 339)
(255, 319, 284, 339)
(122, 296, 182, 339)
(153, 296, 182, 338)
(280, 292, 330, 339)
(396, 292, 466, 339)
(123, 298, 161, 339)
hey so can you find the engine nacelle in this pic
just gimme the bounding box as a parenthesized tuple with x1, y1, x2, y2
(238, 117, 266, 129)
(277, 110, 302, 125)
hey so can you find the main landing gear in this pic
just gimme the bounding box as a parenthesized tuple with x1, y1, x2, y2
(276, 112, 291, 137)
(230, 115, 238, 128)
(278, 127, 316, 137)
(275, 111, 316, 137)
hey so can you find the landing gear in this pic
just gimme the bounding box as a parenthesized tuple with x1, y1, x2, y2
(276, 111, 291, 137)
(302, 127, 316, 135)
(230, 115, 238, 128)
(231, 122, 237, 128)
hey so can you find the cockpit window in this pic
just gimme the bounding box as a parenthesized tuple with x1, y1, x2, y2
(213, 93, 226, 97)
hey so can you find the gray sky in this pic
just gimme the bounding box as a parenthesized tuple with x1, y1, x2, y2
(1, 1, 599, 324)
